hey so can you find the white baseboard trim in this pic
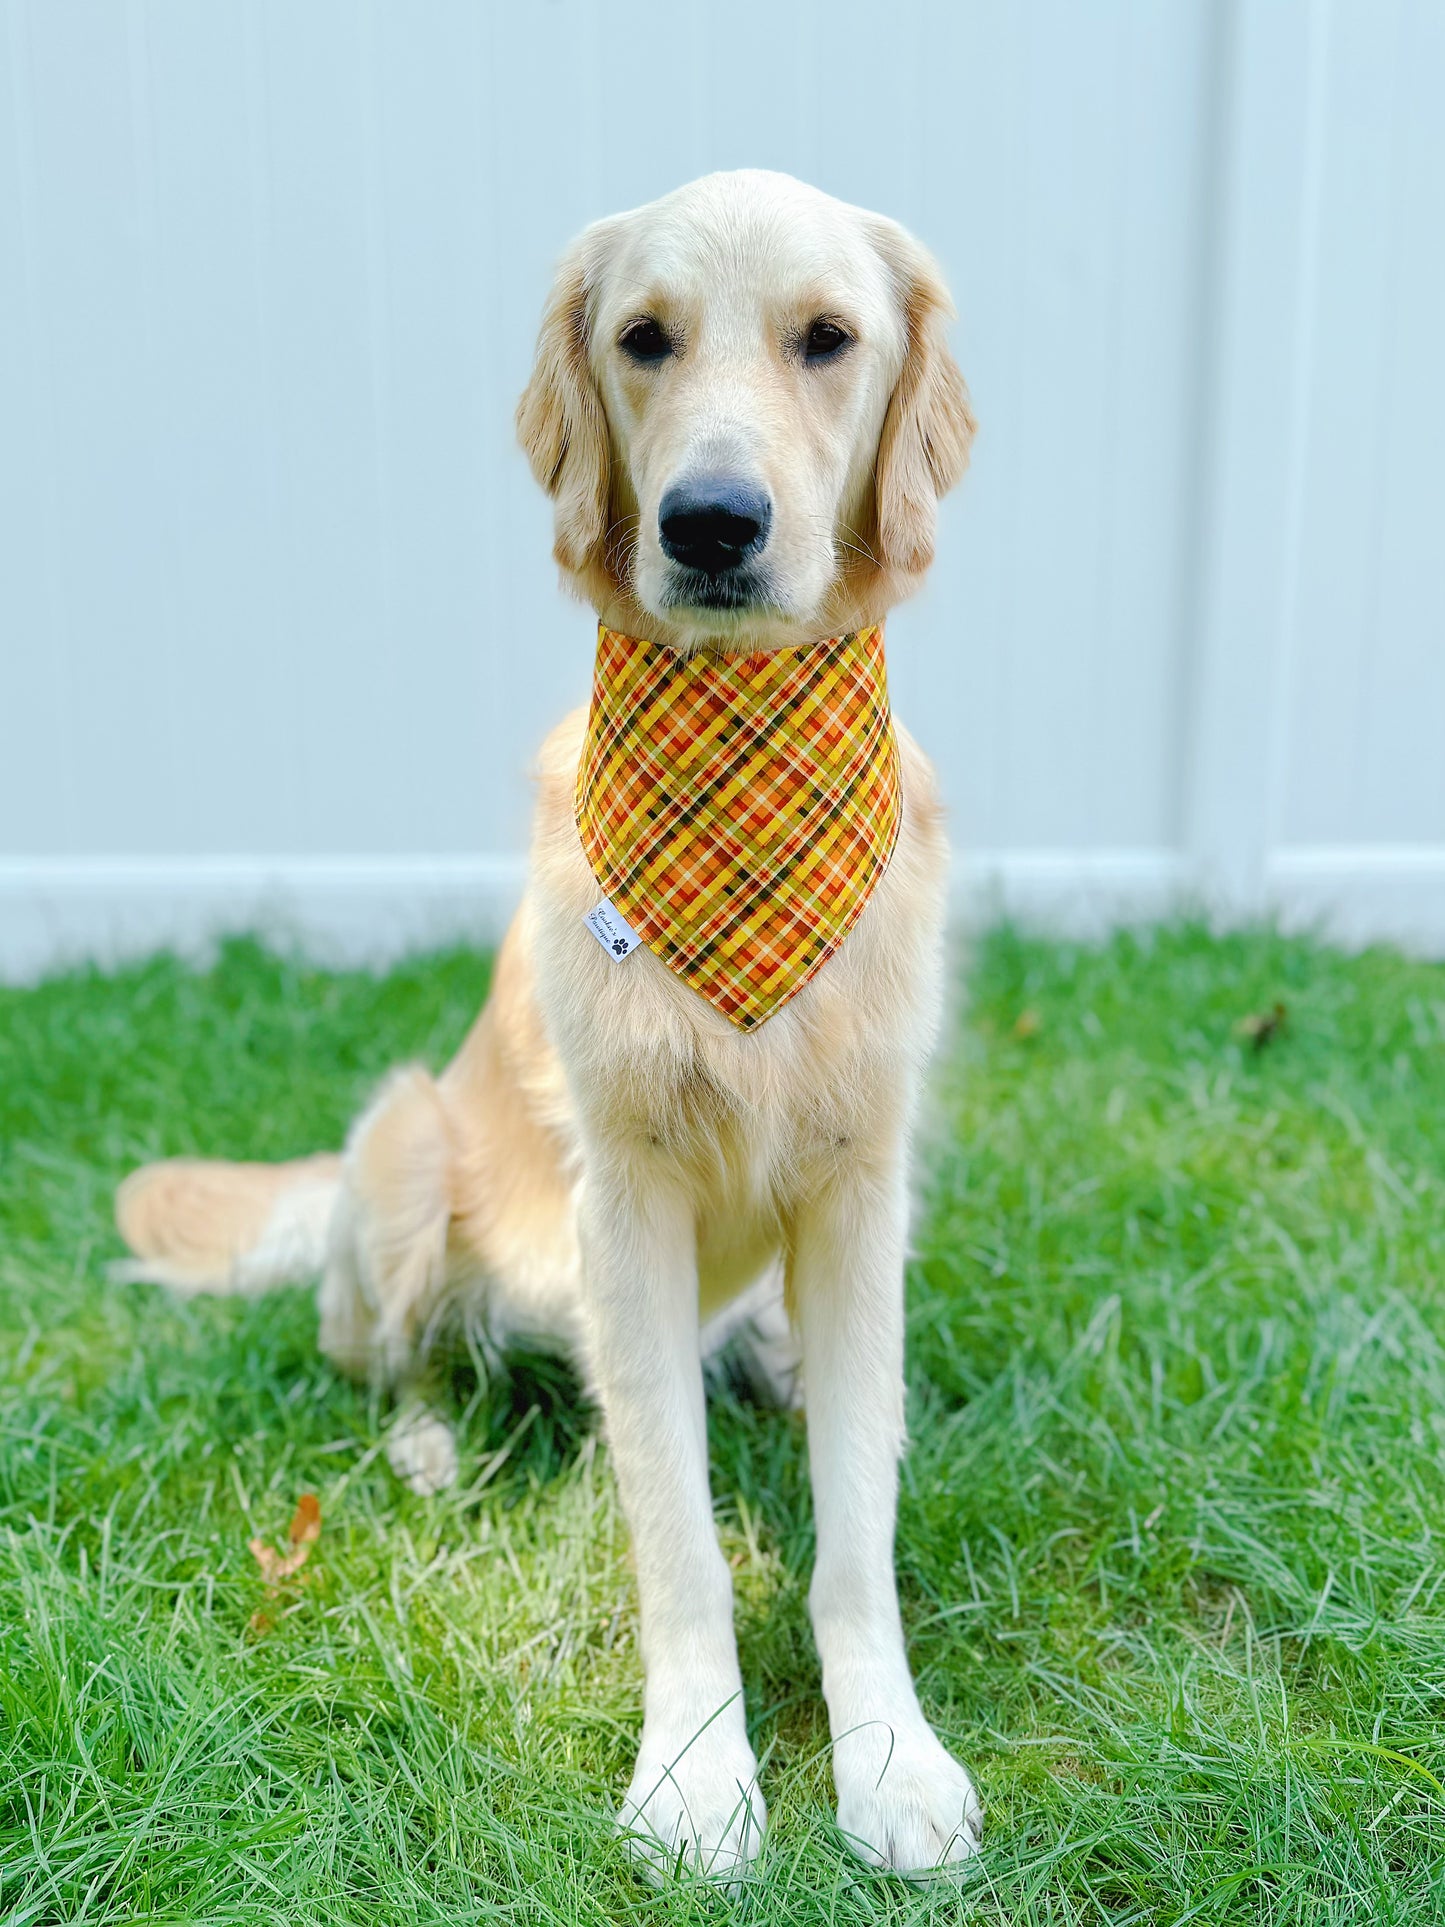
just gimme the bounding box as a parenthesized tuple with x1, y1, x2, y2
(0, 855, 529, 983)
(1265, 846, 1445, 951)
(955, 849, 1189, 936)
(1, 845, 1442, 983)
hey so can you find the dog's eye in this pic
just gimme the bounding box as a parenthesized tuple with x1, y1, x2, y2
(803, 319, 850, 361)
(619, 317, 673, 363)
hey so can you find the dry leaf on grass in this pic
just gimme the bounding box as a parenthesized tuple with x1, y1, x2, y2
(249, 1492, 322, 1588)
(1236, 1001, 1287, 1050)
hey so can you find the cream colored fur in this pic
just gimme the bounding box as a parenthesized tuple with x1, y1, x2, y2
(117, 170, 980, 1881)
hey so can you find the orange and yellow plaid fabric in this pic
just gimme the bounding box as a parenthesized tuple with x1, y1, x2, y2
(575, 621, 901, 1031)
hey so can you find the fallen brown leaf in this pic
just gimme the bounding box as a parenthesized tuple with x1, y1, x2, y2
(249, 1492, 323, 1588)
(1236, 1001, 1287, 1050)
(291, 1492, 322, 1548)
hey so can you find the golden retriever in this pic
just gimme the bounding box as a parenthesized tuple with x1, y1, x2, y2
(117, 169, 980, 1879)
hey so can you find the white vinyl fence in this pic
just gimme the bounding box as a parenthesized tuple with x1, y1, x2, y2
(2, 0, 1442, 978)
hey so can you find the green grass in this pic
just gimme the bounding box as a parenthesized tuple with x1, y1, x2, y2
(3, 924, 1445, 1924)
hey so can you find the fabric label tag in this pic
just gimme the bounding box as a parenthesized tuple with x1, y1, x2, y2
(583, 897, 643, 960)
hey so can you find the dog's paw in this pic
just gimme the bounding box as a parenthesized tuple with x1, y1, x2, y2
(618, 1720, 766, 1882)
(385, 1406, 459, 1495)
(833, 1717, 982, 1878)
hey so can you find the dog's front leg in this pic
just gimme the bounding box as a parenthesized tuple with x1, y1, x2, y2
(580, 1157, 765, 1880)
(794, 1156, 983, 1876)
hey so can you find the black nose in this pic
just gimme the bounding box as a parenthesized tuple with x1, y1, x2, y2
(658, 480, 771, 576)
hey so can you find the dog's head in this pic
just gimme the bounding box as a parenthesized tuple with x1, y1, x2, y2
(517, 171, 973, 651)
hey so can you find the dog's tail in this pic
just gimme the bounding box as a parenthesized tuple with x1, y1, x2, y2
(113, 1153, 343, 1296)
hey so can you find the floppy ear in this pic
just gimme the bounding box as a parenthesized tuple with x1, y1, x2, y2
(516, 231, 611, 574)
(871, 223, 975, 577)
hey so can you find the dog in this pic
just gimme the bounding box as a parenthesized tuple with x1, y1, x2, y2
(116, 169, 980, 1879)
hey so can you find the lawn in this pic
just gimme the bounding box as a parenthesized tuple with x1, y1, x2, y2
(2, 924, 1444, 1925)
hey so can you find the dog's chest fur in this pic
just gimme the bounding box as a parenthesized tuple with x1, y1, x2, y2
(526, 707, 950, 1285)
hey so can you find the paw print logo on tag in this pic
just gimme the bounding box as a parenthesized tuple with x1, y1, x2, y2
(583, 898, 643, 962)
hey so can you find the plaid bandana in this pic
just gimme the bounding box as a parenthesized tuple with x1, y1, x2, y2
(574, 620, 901, 1031)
